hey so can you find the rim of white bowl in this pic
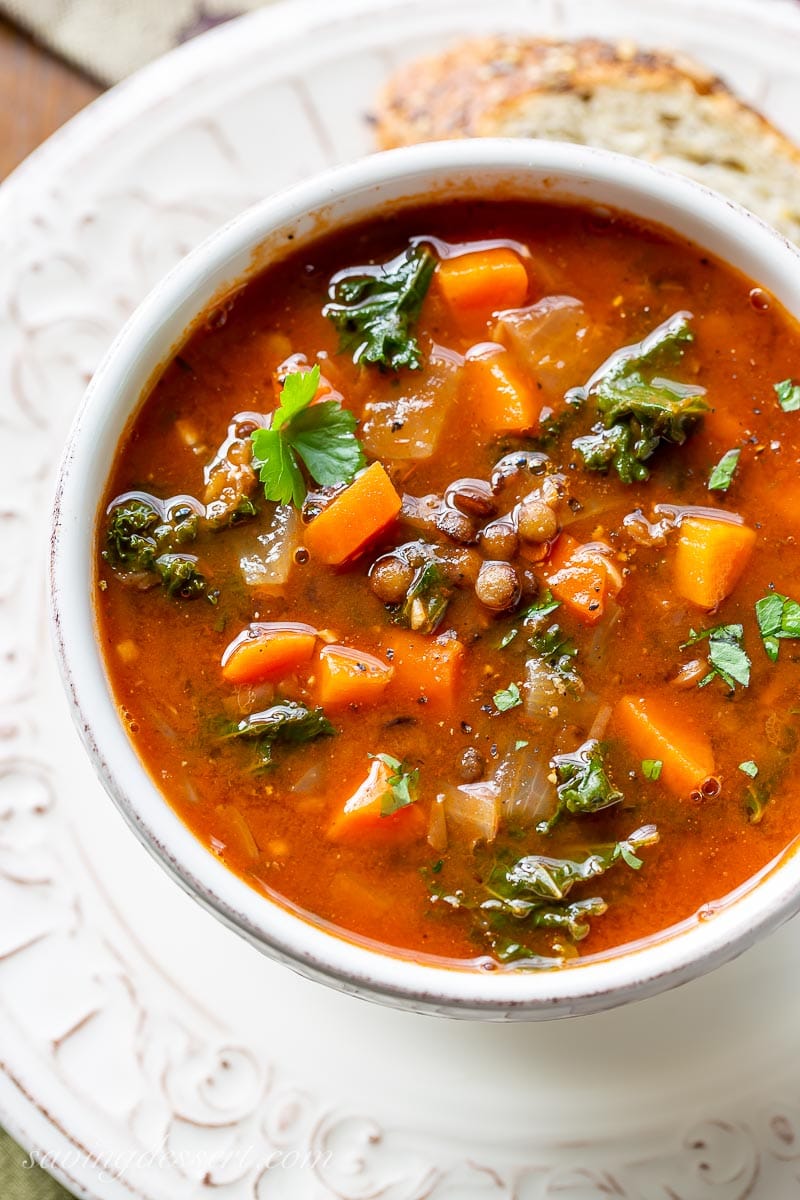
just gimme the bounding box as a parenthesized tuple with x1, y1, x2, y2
(49, 138, 800, 1019)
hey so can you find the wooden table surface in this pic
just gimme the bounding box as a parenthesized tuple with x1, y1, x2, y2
(0, 17, 101, 180)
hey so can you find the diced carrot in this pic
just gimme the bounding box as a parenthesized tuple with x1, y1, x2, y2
(539, 533, 623, 625)
(221, 621, 317, 685)
(304, 462, 401, 565)
(381, 631, 464, 709)
(465, 346, 539, 434)
(614, 695, 715, 797)
(436, 248, 529, 319)
(673, 516, 756, 610)
(317, 644, 394, 710)
(327, 758, 426, 845)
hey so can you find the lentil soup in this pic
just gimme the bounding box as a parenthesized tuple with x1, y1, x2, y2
(96, 200, 800, 969)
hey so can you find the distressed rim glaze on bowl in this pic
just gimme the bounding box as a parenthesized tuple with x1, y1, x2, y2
(50, 139, 800, 1020)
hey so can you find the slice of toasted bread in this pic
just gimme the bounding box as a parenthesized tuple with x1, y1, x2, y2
(374, 37, 800, 241)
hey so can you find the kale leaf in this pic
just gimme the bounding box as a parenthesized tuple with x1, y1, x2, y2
(472, 825, 658, 959)
(538, 738, 623, 833)
(229, 702, 335, 769)
(323, 244, 436, 371)
(571, 312, 708, 483)
(398, 559, 451, 634)
(103, 497, 208, 601)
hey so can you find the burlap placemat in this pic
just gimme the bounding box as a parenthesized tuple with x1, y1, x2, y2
(0, 0, 278, 83)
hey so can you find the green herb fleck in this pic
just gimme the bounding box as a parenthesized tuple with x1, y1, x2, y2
(682, 623, 751, 691)
(739, 760, 759, 778)
(755, 592, 800, 661)
(251, 366, 366, 508)
(323, 244, 436, 371)
(775, 378, 800, 412)
(498, 628, 519, 649)
(371, 752, 420, 816)
(494, 682, 522, 712)
(642, 758, 663, 781)
(514, 739, 529, 751)
(708, 448, 740, 492)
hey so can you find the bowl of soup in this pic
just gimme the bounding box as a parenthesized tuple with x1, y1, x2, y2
(50, 139, 800, 1019)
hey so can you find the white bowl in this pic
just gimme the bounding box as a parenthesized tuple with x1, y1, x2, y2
(50, 139, 800, 1020)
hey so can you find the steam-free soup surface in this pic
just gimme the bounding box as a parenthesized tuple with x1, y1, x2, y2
(97, 201, 800, 968)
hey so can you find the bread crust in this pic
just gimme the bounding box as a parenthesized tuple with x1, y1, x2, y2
(374, 37, 730, 148)
(373, 36, 800, 240)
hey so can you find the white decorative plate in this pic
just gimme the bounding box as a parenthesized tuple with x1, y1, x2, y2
(6, 0, 800, 1195)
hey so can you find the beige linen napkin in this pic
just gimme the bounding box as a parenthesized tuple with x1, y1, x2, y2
(0, 0, 278, 83)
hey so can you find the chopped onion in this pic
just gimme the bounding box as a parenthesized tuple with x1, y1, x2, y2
(587, 703, 613, 743)
(240, 504, 301, 594)
(362, 348, 461, 461)
(586, 601, 621, 668)
(400, 493, 443, 535)
(494, 745, 555, 827)
(524, 657, 595, 730)
(442, 781, 500, 846)
(427, 795, 448, 852)
(492, 295, 590, 403)
(291, 766, 322, 794)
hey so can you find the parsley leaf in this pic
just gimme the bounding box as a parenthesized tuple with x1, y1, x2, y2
(739, 760, 759, 778)
(371, 753, 419, 816)
(251, 366, 366, 508)
(571, 312, 707, 483)
(642, 759, 663, 781)
(755, 592, 800, 661)
(494, 682, 522, 712)
(682, 623, 751, 691)
(539, 739, 623, 833)
(708, 448, 740, 492)
(775, 378, 800, 412)
(323, 244, 436, 371)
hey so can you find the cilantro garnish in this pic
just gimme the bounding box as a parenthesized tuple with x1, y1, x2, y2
(371, 753, 419, 816)
(775, 379, 800, 412)
(494, 682, 522, 712)
(682, 623, 751, 691)
(251, 366, 365, 507)
(708, 448, 740, 492)
(755, 593, 800, 661)
(323, 244, 436, 371)
(642, 759, 663, 781)
(739, 760, 759, 778)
